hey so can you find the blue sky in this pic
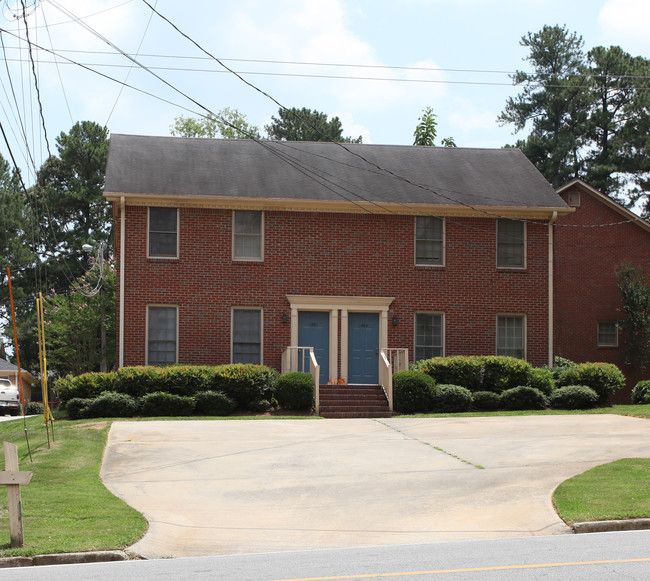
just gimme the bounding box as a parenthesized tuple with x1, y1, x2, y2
(0, 0, 648, 185)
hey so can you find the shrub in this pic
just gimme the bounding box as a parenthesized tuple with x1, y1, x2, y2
(526, 367, 555, 395)
(393, 370, 437, 414)
(556, 362, 625, 405)
(140, 392, 195, 416)
(471, 391, 501, 411)
(274, 372, 314, 411)
(631, 380, 650, 405)
(82, 392, 140, 418)
(208, 364, 278, 410)
(481, 356, 532, 392)
(550, 356, 576, 381)
(65, 397, 92, 420)
(248, 399, 271, 413)
(25, 402, 44, 415)
(194, 391, 237, 416)
(499, 386, 548, 410)
(432, 384, 472, 413)
(55, 371, 116, 401)
(415, 357, 483, 391)
(549, 385, 599, 410)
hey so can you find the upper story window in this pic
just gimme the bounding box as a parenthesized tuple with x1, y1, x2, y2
(598, 322, 618, 347)
(233, 211, 263, 261)
(147, 305, 178, 365)
(148, 207, 178, 258)
(414, 312, 444, 361)
(415, 216, 444, 266)
(496, 315, 526, 359)
(497, 219, 525, 268)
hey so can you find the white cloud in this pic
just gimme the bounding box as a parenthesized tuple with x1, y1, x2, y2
(599, 0, 650, 54)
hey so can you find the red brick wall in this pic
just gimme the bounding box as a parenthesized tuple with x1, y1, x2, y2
(115, 205, 551, 371)
(554, 184, 650, 401)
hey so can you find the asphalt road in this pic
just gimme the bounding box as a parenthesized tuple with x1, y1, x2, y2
(101, 415, 650, 558)
(3, 531, 650, 580)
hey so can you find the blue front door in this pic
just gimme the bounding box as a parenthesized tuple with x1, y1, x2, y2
(298, 311, 330, 385)
(348, 312, 379, 384)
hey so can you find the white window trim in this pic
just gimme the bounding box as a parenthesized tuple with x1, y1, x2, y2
(231, 307, 264, 364)
(414, 312, 445, 361)
(147, 207, 179, 259)
(414, 216, 445, 267)
(597, 322, 618, 347)
(496, 219, 527, 270)
(145, 304, 179, 366)
(232, 210, 264, 262)
(496, 314, 527, 360)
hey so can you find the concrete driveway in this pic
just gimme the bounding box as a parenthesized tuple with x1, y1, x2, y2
(100, 415, 650, 558)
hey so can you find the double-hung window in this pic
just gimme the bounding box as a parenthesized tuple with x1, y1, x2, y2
(148, 207, 178, 258)
(496, 315, 526, 359)
(233, 211, 263, 261)
(598, 322, 618, 347)
(232, 308, 262, 364)
(497, 219, 525, 268)
(414, 313, 444, 361)
(147, 306, 177, 365)
(415, 216, 444, 266)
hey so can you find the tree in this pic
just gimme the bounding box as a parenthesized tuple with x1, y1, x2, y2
(413, 106, 456, 147)
(616, 263, 650, 371)
(265, 107, 362, 142)
(43, 256, 116, 376)
(171, 107, 261, 139)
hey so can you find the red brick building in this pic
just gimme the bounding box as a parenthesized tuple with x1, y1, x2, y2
(554, 179, 650, 401)
(105, 135, 575, 398)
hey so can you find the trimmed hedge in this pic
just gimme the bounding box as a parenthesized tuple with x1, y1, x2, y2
(65, 398, 92, 420)
(25, 402, 44, 415)
(194, 391, 237, 416)
(631, 380, 650, 405)
(549, 385, 599, 410)
(526, 367, 554, 395)
(415, 357, 483, 390)
(432, 384, 472, 413)
(471, 391, 501, 411)
(499, 386, 548, 410)
(82, 392, 140, 418)
(140, 392, 195, 417)
(481, 356, 531, 392)
(555, 362, 625, 405)
(393, 370, 437, 414)
(274, 372, 314, 411)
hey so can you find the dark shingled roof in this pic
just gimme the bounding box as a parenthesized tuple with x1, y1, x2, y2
(105, 135, 568, 209)
(0, 358, 18, 372)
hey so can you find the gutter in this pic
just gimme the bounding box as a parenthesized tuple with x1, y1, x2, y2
(119, 196, 125, 369)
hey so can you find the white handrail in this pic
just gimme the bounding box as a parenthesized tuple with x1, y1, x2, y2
(282, 346, 320, 414)
(379, 351, 393, 411)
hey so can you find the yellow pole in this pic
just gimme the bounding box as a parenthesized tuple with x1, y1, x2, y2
(37, 295, 54, 434)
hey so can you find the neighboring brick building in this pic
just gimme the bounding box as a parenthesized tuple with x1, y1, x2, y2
(554, 179, 650, 401)
(104, 135, 573, 390)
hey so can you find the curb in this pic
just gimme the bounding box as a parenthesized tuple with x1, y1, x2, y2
(0, 550, 138, 568)
(573, 518, 650, 534)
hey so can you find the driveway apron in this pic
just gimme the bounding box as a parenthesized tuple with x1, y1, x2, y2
(100, 415, 650, 558)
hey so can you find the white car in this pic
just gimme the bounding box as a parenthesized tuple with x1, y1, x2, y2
(0, 377, 21, 416)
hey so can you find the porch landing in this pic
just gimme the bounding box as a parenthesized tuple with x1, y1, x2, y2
(318, 384, 392, 419)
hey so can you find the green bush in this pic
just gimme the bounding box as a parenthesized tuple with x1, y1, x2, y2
(481, 356, 532, 392)
(526, 367, 555, 395)
(140, 392, 195, 416)
(25, 402, 44, 415)
(82, 392, 140, 418)
(65, 398, 92, 420)
(432, 384, 472, 413)
(274, 372, 314, 411)
(248, 399, 272, 413)
(471, 391, 502, 411)
(393, 370, 437, 414)
(549, 385, 599, 410)
(550, 356, 577, 380)
(632, 380, 650, 405)
(556, 362, 625, 405)
(207, 364, 278, 410)
(194, 391, 237, 416)
(415, 357, 483, 391)
(499, 386, 548, 410)
(55, 371, 116, 401)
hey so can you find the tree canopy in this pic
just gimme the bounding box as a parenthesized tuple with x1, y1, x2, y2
(413, 106, 456, 147)
(171, 107, 261, 139)
(265, 107, 362, 142)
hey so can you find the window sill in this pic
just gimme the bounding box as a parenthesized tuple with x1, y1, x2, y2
(232, 259, 264, 264)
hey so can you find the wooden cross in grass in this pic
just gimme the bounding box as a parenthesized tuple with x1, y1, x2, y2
(1, 442, 33, 548)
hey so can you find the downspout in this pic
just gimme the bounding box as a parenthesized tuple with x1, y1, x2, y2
(548, 211, 558, 367)
(119, 196, 126, 369)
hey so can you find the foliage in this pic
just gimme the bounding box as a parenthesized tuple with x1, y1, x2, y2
(631, 380, 650, 405)
(414, 356, 483, 390)
(140, 391, 195, 416)
(207, 364, 278, 409)
(265, 107, 362, 142)
(25, 401, 44, 415)
(556, 362, 625, 405)
(194, 390, 237, 416)
(499, 386, 548, 410)
(65, 397, 92, 420)
(471, 391, 502, 411)
(393, 370, 437, 413)
(432, 384, 473, 413)
(171, 107, 261, 139)
(526, 367, 555, 395)
(273, 372, 314, 411)
(82, 391, 139, 418)
(616, 263, 650, 370)
(413, 106, 456, 147)
(248, 399, 272, 413)
(481, 356, 531, 392)
(549, 385, 600, 410)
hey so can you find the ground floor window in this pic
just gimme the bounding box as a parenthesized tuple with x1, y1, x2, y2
(232, 308, 262, 364)
(597, 322, 618, 347)
(414, 312, 444, 361)
(496, 315, 525, 359)
(147, 305, 177, 365)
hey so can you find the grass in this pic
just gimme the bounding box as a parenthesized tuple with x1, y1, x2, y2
(0, 414, 147, 557)
(403, 404, 650, 419)
(553, 458, 650, 524)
